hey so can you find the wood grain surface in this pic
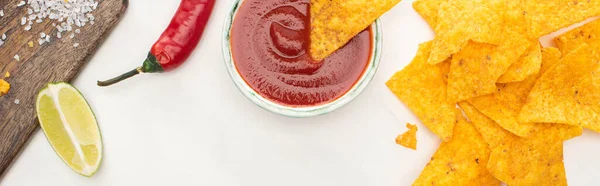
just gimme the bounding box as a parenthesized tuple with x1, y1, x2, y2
(0, 0, 127, 178)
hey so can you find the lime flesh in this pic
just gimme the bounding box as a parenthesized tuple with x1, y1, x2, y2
(36, 82, 102, 177)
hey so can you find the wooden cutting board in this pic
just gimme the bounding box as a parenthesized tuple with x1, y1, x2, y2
(0, 0, 127, 177)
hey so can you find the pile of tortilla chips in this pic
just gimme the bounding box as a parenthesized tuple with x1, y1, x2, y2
(388, 0, 600, 185)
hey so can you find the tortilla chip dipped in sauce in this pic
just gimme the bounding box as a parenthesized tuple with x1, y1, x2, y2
(230, 0, 375, 107)
(309, 0, 401, 60)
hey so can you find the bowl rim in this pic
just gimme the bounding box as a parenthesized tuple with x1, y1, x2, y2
(222, 0, 383, 118)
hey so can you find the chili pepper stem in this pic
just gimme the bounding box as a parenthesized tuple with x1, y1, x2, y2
(97, 67, 143, 87)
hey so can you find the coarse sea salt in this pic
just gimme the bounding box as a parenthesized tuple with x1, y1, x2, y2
(0, 33, 4, 47)
(17, 1, 25, 7)
(0, 33, 5, 47)
(21, 0, 98, 47)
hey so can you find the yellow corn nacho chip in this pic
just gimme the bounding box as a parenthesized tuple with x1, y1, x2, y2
(438, 58, 451, 83)
(540, 123, 584, 141)
(458, 102, 509, 150)
(510, 0, 600, 38)
(386, 42, 456, 141)
(427, 0, 505, 65)
(519, 43, 600, 132)
(446, 31, 531, 103)
(539, 47, 563, 73)
(467, 77, 538, 137)
(413, 115, 501, 186)
(412, 0, 444, 29)
(396, 123, 418, 150)
(466, 46, 565, 137)
(310, 0, 401, 60)
(555, 18, 600, 54)
(574, 66, 600, 115)
(497, 42, 542, 83)
(486, 124, 577, 186)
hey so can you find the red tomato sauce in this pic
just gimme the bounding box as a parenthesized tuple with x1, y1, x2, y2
(230, 0, 372, 107)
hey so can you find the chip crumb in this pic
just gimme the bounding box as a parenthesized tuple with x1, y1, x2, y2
(396, 123, 418, 150)
(4, 72, 10, 78)
(28, 41, 34, 47)
(0, 80, 10, 97)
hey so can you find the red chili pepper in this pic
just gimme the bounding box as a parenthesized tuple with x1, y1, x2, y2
(98, 0, 215, 86)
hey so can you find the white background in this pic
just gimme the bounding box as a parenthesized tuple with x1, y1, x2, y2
(2, 0, 600, 185)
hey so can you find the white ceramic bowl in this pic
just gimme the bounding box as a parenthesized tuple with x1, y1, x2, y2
(222, 0, 383, 118)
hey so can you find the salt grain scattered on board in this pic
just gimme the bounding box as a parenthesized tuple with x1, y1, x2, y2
(0, 33, 6, 47)
(17, 1, 25, 7)
(20, 0, 99, 47)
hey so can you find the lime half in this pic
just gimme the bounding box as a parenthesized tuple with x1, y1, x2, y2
(36, 82, 102, 177)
